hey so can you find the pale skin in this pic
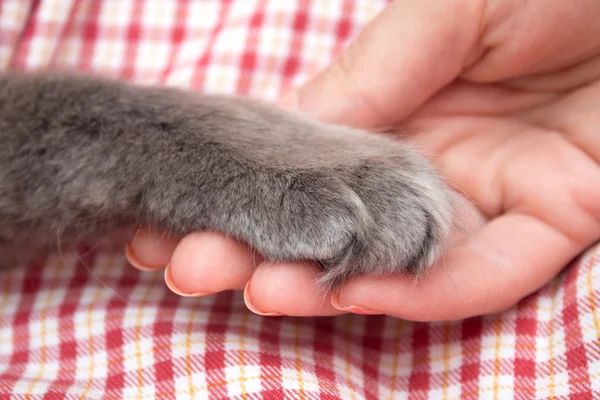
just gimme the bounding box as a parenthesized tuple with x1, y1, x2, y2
(125, 0, 600, 321)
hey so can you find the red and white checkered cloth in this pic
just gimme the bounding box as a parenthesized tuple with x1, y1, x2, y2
(1, 1, 599, 398)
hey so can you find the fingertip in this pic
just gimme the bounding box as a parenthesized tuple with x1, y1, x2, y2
(335, 275, 441, 321)
(243, 280, 283, 316)
(164, 264, 210, 297)
(247, 262, 344, 317)
(169, 231, 258, 295)
(125, 241, 158, 272)
(126, 227, 180, 271)
(330, 291, 383, 315)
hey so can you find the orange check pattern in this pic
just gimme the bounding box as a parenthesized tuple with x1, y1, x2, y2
(1, 1, 599, 398)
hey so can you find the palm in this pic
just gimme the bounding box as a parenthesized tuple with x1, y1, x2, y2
(365, 79, 600, 318)
(409, 79, 599, 237)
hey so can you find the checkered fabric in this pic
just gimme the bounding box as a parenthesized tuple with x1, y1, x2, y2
(0, 0, 599, 398)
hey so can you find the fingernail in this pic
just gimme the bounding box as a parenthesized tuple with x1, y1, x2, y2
(331, 293, 381, 315)
(125, 241, 157, 272)
(164, 264, 210, 297)
(243, 281, 282, 316)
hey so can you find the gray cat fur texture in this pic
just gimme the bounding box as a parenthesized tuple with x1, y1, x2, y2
(0, 71, 452, 288)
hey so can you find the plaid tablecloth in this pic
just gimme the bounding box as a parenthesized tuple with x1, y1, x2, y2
(1, 1, 599, 398)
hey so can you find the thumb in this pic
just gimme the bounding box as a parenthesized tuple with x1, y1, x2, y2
(281, 0, 484, 128)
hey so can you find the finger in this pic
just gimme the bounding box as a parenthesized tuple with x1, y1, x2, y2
(332, 212, 585, 321)
(463, 0, 600, 83)
(165, 231, 261, 296)
(281, 0, 484, 128)
(126, 227, 181, 271)
(244, 262, 344, 317)
(406, 80, 560, 119)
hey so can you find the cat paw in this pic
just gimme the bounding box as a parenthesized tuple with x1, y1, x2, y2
(251, 138, 453, 289)
(133, 95, 454, 288)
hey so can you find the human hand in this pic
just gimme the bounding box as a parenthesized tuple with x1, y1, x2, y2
(125, 0, 600, 320)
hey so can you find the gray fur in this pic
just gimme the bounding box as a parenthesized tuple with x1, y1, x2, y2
(0, 71, 452, 288)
